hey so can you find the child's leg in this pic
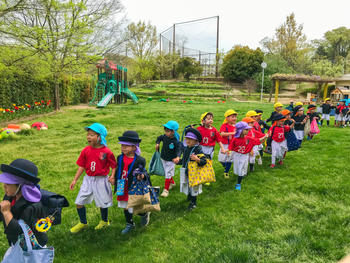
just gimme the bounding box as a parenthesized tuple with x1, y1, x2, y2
(124, 209, 134, 225)
(224, 162, 232, 173)
(164, 178, 171, 191)
(170, 177, 175, 184)
(77, 205, 87, 224)
(100, 208, 108, 222)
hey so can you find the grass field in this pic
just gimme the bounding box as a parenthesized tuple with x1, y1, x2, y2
(1, 100, 350, 263)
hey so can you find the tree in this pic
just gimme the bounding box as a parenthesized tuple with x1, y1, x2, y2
(0, 0, 26, 17)
(0, 0, 124, 110)
(253, 53, 293, 93)
(125, 21, 158, 60)
(310, 59, 343, 77)
(175, 57, 202, 81)
(154, 52, 180, 80)
(220, 45, 263, 83)
(261, 13, 311, 73)
(314, 27, 350, 67)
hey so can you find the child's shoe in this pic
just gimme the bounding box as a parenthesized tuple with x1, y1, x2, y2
(187, 202, 197, 211)
(160, 189, 169, 197)
(279, 160, 284, 165)
(205, 183, 210, 186)
(140, 212, 150, 227)
(224, 172, 229, 179)
(270, 164, 275, 168)
(95, 220, 110, 230)
(169, 182, 176, 190)
(235, 184, 241, 190)
(121, 223, 135, 234)
(70, 222, 88, 234)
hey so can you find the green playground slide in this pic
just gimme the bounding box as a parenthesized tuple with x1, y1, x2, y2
(97, 92, 115, 108)
(124, 88, 138, 104)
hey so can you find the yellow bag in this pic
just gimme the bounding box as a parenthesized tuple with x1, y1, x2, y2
(187, 156, 215, 187)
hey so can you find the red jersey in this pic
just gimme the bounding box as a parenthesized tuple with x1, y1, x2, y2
(268, 125, 290, 142)
(219, 123, 235, 145)
(248, 128, 265, 139)
(253, 121, 262, 133)
(76, 146, 116, 176)
(197, 126, 221, 146)
(117, 155, 134, 202)
(229, 136, 261, 154)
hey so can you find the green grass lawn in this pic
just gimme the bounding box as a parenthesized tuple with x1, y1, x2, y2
(1, 100, 350, 263)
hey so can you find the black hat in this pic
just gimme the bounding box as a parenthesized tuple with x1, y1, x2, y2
(184, 127, 202, 142)
(273, 113, 286, 121)
(118, 130, 141, 143)
(1, 159, 40, 184)
(308, 104, 316, 109)
(255, 109, 263, 114)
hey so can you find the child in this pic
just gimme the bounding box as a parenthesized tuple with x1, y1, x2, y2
(281, 109, 295, 128)
(242, 115, 266, 170)
(335, 100, 346, 127)
(268, 114, 290, 168)
(155, 121, 181, 197)
(228, 122, 267, 190)
(255, 109, 270, 133)
(218, 109, 237, 178)
(292, 106, 308, 146)
(266, 102, 283, 123)
(197, 112, 225, 160)
(110, 130, 150, 234)
(307, 105, 320, 139)
(320, 98, 333, 126)
(70, 123, 116, 233)
(178, 128, 207, 210)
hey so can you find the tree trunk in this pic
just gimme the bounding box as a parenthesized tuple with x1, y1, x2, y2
(54, 76, 60, 110)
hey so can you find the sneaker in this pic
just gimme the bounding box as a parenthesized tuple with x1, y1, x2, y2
(187, 202, 197, 211)
(235, 184, 241, 190)
(160, 189, 169, 197)
(279, 160, 284, 165)
(169, 182, 176, 190)
(95, 220, 110, 230)
(140, 212, 150, 227)
(270, 164, 275, 168)
(121, 223, 135, 235)
(224, 172, 229, 179)
(70, 222, 88, 234)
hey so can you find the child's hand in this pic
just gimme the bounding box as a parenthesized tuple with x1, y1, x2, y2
(70, 180, 77, 190)
(0, 200, 11, 213)
(108, 176, 115, 185)
(155, 144, 160, 151)
(172, 157, 180, 164)
(190, 154, 200, 162)
(137, 174, 145, 181)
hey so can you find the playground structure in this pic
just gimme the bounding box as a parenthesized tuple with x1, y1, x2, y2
(90, 59, 138, 107)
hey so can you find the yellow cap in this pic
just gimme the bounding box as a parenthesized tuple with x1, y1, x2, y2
(325, 98, 330, 102)
(223, 109, 237, 124)
(274, 102, 283, 108)
(200, 112, 209, 122)
(295, 102, 303, 106)
(246, 110, 258, 117)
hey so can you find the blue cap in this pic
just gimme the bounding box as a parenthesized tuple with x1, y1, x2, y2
(85, 123, 108, 146)
(163, 120, 180, 141)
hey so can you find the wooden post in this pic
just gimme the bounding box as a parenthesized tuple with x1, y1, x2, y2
(274, 80, 279, 103)
(323, 83, 329, 101)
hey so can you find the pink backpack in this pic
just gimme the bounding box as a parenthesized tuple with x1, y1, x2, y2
(310, 119, 320, 135)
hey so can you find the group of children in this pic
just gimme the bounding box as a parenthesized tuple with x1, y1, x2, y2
(321, 98, 350, 128)
(68, 101, 324, 235)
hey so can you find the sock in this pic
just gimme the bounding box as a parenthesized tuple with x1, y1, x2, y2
(164, 178, 171, 190)
(190, 195, 197, 205)
(220, 162, 226, 169)
(170, 177, 175, 184)
(77, 207, 87, 224)
(224, 162, 232, 173)
(237, 176, 243, 184)
(283, 151, 287, 159)
(320, 120, 323, 126)
(100, 208, 108, 222)
(249, 163, 254, 172)
(327, 120, 329, 126)
(271, 156, 276, 165)
(298, 140, 302, 145)
(124, 209, 134, 225)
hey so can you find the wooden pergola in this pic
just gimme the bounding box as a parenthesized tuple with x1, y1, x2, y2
(270, 74, 334, 103)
